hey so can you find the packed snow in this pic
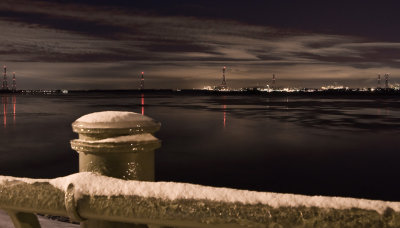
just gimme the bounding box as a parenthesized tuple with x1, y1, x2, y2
(74, 134, 158, 143)
(1, 172, 400, 214)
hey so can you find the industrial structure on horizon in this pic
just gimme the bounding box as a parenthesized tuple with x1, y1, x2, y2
(384, 73, 389, 89)
(377, 73, 390, 90)
(140, 71, 144, 90)
(12, 72, 16, 91)
(2, 65, 8, 90)
(214, 66, 229, 91)
(1, 65, 16, 92)
(272, 74, 276, 89)
(377, 74, 381, 89)
(201, 67, 399, 92)
(1, 64, 397, 93)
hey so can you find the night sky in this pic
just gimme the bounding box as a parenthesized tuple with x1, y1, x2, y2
(1, 0, 400, 89)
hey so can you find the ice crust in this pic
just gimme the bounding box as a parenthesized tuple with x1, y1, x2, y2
(1, 172, 400, 214)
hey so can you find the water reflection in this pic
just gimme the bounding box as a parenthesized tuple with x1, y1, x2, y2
(2, 96, 6, 127)
(1, 95, 16, 127)
(2, 94, 400, 201)
(223, 104, 227, 128)
(141, 94, 144, 115)
(12, 96, 16, 124)
(206, 96, 400, 132)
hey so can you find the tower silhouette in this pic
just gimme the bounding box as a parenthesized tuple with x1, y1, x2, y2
(140, 72, 144, 90)
(272, 74, 276, 89)
(221, 66, 227, 86)
(12, 72, 16, 92)
(384, 73, 389, 89)
(2, 65, 8, 90)
(377, 74, 381, 89)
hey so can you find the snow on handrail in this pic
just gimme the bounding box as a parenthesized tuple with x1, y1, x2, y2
(1, 173, 400, 227)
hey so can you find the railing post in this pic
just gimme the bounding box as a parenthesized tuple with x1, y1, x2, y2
(6, 211, 41, 228)
(70, 111, 161, 228)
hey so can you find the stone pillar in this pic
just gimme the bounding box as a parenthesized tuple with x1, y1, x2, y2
(70, 111, 161, 228)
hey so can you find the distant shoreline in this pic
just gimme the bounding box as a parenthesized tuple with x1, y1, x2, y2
(2, 89, 400, 97)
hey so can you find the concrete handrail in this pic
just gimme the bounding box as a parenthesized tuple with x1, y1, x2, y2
(2, 173, 400, 227)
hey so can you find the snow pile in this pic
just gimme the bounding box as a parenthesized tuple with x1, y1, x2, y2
(74, 134, 157, 143)
(2, 172, 400, 214)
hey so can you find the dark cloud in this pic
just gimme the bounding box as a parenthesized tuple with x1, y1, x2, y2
(295, 43, 400, 69)
(1, 0, 400, 89)
(0, 10, 128, 39)
(55, 0, 400, 41)
(144, 41, 218, 54)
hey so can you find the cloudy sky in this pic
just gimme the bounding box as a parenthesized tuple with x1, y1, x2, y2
(1, 0, 400, 89)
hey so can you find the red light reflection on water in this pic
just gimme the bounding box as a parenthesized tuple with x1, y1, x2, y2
(12, 96, 16, 123)
(223, 104, 226, 128)
(2, 96, 6, 127)
(1, 96, 16, 127)
(141, 94, 144, 115)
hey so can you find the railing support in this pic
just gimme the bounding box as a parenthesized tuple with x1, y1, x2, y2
(80, 220, 148, 228)
(6, 211, 41, 228)
(71, 111, 161, 228)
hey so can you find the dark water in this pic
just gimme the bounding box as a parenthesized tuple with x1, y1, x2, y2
(1, 93, 400, 201)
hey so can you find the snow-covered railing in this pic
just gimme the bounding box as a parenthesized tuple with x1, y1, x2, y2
(1, 111, 400, 228)
(3, 172, 400, 228)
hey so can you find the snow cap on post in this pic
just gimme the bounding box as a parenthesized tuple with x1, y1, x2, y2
(70, 111, 160, 181)
(72, 111, 161, 140)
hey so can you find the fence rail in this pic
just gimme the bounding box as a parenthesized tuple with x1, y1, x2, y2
(2, 173, 400, 228)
